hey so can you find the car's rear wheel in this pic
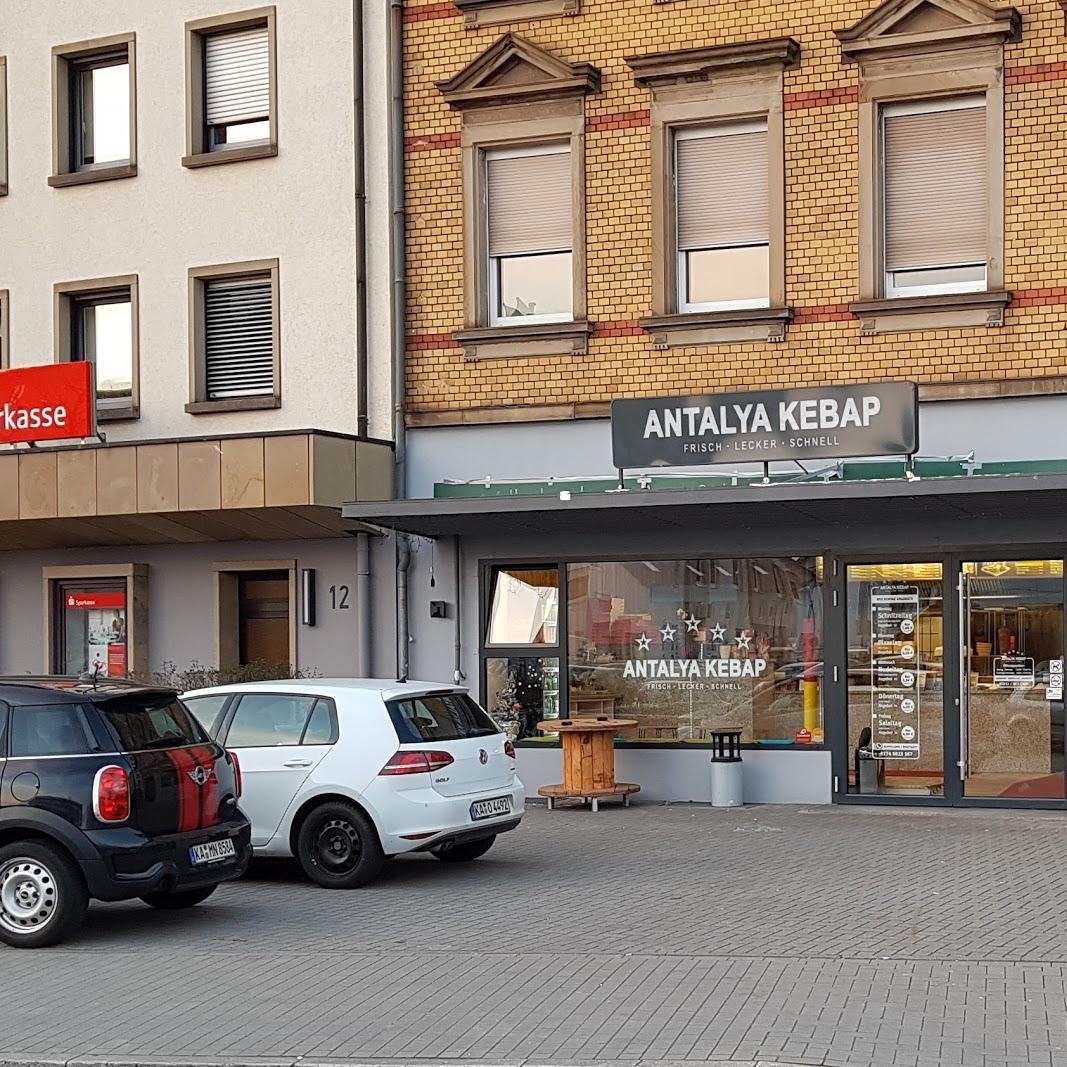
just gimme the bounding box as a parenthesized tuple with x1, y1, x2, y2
(296, 802, 384, 888)
(432, 836, 497, 863)
(140, 886, 217, 910)
(0, 842, 88, 949)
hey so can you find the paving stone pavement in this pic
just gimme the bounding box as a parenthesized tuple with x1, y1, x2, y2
(2, 803, 1067, 1067)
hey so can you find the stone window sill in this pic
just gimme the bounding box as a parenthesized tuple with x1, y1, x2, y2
(182, 142, 277, 169)
(185, 396, 280, 415)
(97, 404, 139, 423)
(455, 320, 593, 361)
(641, 306, 793, 347)
(48, 163, 138, 188)
(454, 0, 579, 27)
(850, 291, 1011, 335)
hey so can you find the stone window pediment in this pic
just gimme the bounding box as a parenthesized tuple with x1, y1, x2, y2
(837, 0, 1020, 62)
(437, 33, 600, 111)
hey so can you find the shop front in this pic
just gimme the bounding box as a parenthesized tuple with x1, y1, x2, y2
(346, 383, 1067, 809)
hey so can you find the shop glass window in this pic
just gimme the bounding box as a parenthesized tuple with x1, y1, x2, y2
(486, 567, 559, 646)
(10, 704, 97, 758)
(226, 694, 319, 748)
(486, 656, 560, 741)
(846, 563, 945, 797)
(54, 581, 128, 677)
(675, 122, 770, 312)
(882, 96, 987, 298)
(567, 558, 823, 742)
(68, 287, 134, 405)
(486, 145, 573, 325)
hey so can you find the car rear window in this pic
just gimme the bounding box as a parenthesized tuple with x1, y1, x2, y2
(387, 692, 499, 744)
(9, 704, 99, 757)
(95, 693, 209, 751)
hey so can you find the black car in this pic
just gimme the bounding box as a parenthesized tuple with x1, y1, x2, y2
(0, 677, 251, 948)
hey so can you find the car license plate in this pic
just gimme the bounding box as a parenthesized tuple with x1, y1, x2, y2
(470, 796, 511, 821)
(189, 838, 236, 866)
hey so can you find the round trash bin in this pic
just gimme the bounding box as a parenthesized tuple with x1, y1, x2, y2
(709, 727, 744, 807)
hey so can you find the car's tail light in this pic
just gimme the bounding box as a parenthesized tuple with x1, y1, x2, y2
(230, 751, 242, 797)
(379, 750, 455, 776)
(504, 740, 516, 758)
(94, 765, 130, 823)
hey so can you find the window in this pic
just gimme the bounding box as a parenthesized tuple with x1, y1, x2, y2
(839, 0, 1015, 334)
(45, 564, 148, 680)
(486, 145, 573, 325)
(54, 277, 138, 420)
(675, 122, 770, 312)
(568, 558, 824, 743)
(882, 97, 987, 298)
(225, 694, 322, 747)
(0, 56, 8, 196)
(95, 694, 208, 751)
(439, 34, 597, 360)
(188, 261, 279, 412)
(487, 567, 559, 645)
(182, 693, 232, 738)
(184, 8, 277, 168)
(0, 290, 8, 369)
(627, 38, 797, 346)
(49, 35, 136, 187)
(10, 704, 97, 758)
(388, 693, 500, 744)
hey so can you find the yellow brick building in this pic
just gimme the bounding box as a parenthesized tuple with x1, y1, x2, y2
(402, 0, 1067, 423)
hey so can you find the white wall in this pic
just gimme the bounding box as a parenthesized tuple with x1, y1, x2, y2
(0, 0, 394, 441)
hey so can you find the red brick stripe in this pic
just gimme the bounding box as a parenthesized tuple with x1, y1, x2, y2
(587, 109, 651, 133)
(792, 304, 853, 324)
(1006, 61, 1067, 86)
(404, 2, 460, 22)
(408, 332, 462, 351)
(406, 131, 461, 152)
(785, 85, 859, 112)
(1011, 287, 1067, 307)
(592, 320, 646, 337)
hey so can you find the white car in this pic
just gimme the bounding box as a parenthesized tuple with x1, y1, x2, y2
(181, 679, 525, 888)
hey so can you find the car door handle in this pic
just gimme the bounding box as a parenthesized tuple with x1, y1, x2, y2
(282, 758, 313, 768)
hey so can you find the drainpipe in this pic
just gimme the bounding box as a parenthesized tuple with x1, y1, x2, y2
(396, 533, 411, 681)
(352, 0, 369, 438)
(355, 531, 372, 676)
(388, 0, 407, 496)
(453, 536, 465, 685)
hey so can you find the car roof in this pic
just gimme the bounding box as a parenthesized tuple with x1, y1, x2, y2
(0, 676, 178, 705)
(181, 678, 469, 702)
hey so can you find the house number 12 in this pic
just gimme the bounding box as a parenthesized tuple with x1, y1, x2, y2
(329, 585, 350, 610)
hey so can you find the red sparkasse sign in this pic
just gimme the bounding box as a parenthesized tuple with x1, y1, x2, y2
(0, 362, 95, 444)
(65, 592, 126, 610)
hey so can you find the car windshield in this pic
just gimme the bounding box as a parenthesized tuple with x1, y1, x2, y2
(387, 692, 500, 744)
(96, 693, 209, 751)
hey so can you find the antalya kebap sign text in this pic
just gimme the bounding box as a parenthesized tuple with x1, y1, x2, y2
(611, 382, 918, 468)
(0, 362, 96, 445)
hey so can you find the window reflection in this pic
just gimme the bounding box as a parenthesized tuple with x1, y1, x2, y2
(567, 558, 823, 742)
(487, 568, 559, 646)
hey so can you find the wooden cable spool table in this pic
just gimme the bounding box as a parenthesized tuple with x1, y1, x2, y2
(536, 717, 640, 812)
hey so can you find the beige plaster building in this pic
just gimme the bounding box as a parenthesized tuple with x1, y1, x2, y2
(0, 0, 398, 679)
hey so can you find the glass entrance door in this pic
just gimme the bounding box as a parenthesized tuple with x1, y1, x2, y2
(961, 560, 1065, 800)
(846, 563, 946, 797)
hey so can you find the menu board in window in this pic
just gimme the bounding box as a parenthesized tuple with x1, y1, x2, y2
(870, 584, 920, 759)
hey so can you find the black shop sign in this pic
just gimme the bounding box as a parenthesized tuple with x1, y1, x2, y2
(611, 382, 918, 469)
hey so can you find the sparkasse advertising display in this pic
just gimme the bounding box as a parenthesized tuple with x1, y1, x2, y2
(611, 382, 918, 469)
(0, 362, 96, 445)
